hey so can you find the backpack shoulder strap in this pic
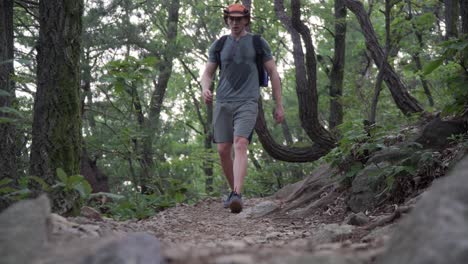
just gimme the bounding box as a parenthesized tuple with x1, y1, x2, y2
(253, 34, 264, 57)
(215, 35, 228, 68)
(253, 34, 268, 86)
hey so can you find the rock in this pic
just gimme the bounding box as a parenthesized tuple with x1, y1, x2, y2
(80, 206, 103, 221)
(361, 224, 395, 243)
(378, 154, 468, 264)
(42, 232, 163, 264)
(347, 163, 389, 213)
(214, 254, 255, 264)
(346, 212, 370, 226)
(415, 117, 467, 148)
(310, 224, 354, 244)
(80, 232, 163, 264)
(273, 253, 361, 264)
(236, 200, 279, 218)
(273, 180, 304, 200)
(0, 195, 50, 264)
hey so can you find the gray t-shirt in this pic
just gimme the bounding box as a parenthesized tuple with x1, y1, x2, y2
(208, 33, 273, 102)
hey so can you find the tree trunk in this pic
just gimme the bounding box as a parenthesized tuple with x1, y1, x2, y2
(344, 0, 424, 115)
(140, 0, 180, 194)
(329, 0, 347, 130)
(79, 55, 109, 193)
(252, 0, 336, 162)
(445, 0, 459, 39)
(0, 0, 17, 211)
(405, 0, 434, 107)
(461, 0, 468, 34)
(30, 0, 83, 185)
(289, 0, 336, 148)
(369, 0, 391, 124)
(255, 99, 331, 162)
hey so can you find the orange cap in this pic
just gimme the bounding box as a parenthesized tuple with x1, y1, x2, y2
(224, 4, 250, 17)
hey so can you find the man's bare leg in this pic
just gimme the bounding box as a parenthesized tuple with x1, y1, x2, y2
(233, 136, 249, 194)
(217, 142, 234, 190)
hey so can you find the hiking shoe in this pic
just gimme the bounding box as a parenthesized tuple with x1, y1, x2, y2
(229, 192, 243, 213)
(223, 191, 234, 208)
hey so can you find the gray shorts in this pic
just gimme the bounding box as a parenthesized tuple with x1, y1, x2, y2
(213, 100, 258, 143)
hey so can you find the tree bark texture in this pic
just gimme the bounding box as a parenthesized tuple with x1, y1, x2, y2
(461, 0, 468, 34)
(445, 0, 459, 39)
(344, 0, 424, 115)
(290, 0, 336, 148)
(405, 0, 434, 107)
(0, 0, 18, 183)
(252, 0, 336, 162)
(369, 0, 391, 124)
(255, 99, 330, 162)
(30, 0, 83, 184)
(329, 0, 347, 129)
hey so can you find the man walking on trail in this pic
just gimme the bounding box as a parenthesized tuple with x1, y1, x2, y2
(201, 3, 285, 213)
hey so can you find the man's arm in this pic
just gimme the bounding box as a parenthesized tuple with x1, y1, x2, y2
(264, 59, 285, 123)
(200, 62, 218, 104)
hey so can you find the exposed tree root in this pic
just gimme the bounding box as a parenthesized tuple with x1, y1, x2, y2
(293, 189, 340, 217)
(282, 183, 336, 213)
(364, 205, 413, 230)
(283, 164, 337, 203)
(268, 164, 339, 216)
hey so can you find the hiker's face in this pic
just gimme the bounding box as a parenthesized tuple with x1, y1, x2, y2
(228, 16, 249, 33)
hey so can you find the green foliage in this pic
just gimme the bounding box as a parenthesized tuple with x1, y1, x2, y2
(107, 193, 161, 220)
(424, 36, 468, 114)
(54, 168, 92, 199)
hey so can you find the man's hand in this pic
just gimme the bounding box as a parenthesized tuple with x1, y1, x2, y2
(202, 89, 213, 104)
(200, 62, 217, 105)
(274, 104, 285, 123)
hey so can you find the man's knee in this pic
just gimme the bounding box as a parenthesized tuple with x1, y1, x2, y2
(234, 137, 249, 153)
(217, 143, 232, 157)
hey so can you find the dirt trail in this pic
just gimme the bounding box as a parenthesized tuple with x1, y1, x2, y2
(100, 196, 391, 264)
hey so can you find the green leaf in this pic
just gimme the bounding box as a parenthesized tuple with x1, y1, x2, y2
(0, 186, 17, 195)
(56, 168, 68, 183)
(0, 107, 24, 118)
(0, 89, 11, 97)
(27, 176, 51, 191)
(88, 192, 125, 201)
(0, 178, 13, 186)
(114, 80, 125, 93)
(423, 58, 444, 75)
(0, 117, 15, 123)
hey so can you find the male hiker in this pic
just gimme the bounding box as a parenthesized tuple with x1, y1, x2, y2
(200, 3, 284, 213)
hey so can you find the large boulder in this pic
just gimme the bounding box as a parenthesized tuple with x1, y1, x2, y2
(0, 195, 163, 264)
(377, 154, 468, 264)
(415, 117, 467, 148)
(0, 195, 50, 264)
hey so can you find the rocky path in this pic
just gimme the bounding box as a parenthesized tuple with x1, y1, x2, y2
(70, 195, 394, 264)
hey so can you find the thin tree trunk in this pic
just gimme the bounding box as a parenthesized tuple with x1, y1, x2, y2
(0, 0, 17, 211)
(139, 0, 180, 194)
(460, 0, 468, 70)
(252, 0, 336, 162)
(406, 0, 434, 107)
(255, 99, 331, 162)
(445, 0, 459, 39)
(329, 0, 347, 129)
(369, 0, 391, 124)
(461, 0, 468, 34)
(79, 55, 109, 192)
(30, 0, 83, 184)
(344, 0, 424, 115)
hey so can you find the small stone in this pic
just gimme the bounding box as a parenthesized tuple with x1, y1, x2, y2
(80, 206, 102, 221)
(346, 212, 370, 226)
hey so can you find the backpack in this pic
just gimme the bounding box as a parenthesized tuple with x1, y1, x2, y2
(214, 34, 269, 87)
